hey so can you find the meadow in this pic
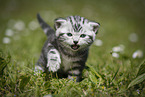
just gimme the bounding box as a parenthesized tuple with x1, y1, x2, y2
(0, 0, 145, 96)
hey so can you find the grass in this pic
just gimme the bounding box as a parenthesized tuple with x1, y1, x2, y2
(0, 0, 145, 96)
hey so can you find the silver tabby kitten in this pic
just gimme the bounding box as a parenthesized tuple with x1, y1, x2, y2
(35, 14, 100, 82)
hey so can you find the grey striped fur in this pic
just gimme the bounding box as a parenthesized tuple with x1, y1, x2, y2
(35, 14, 100, 82)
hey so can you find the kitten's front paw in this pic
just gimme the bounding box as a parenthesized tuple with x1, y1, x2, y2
(47, 49, 61, 72)
(34, 65, 44, 73)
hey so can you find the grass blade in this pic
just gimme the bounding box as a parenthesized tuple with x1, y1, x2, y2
(128, 73, 145, 88)
(137, 60, 145, 77)
(111, 68, 119, 82)
(20, 75, 31, 90)
(0, 56, 7, 75)
(87, 64, 102, 79)
(89, 71, 98, 85)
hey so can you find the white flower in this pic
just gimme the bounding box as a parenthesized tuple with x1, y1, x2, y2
(112, 52, 119, 58)
(129, 33, 138, 42)
(28, 20, 39, 31)
(3, 37, 11, 44)
(94, 39, 103, 46)
(14, 20, 25, 31)
(132, 50, 143, 59)
(5, 29, 14, 36)
(112, 44, 125, 53)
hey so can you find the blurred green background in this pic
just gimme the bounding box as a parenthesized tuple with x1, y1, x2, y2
(0, 0, 145, 96)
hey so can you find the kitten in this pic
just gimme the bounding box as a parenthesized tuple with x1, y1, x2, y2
(35, 14, 100, 82)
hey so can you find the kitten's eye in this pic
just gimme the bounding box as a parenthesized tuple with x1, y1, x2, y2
(80, 34, 86, 38)
(67, 33, 72, 37)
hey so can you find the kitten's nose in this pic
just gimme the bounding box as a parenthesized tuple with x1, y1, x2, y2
(73, 41, 78, 45)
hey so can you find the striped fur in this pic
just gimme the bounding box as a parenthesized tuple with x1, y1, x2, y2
(36, 14, 100, 82)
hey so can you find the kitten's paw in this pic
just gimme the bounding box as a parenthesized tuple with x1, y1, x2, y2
(34, 65, 44, 73)
(47, 49, 61, 72)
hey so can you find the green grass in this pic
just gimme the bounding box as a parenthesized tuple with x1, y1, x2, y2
(0, 0, 145, 96)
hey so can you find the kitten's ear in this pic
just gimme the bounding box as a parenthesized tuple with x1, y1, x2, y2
(89, 22, 100, 34)
(54, 18, 66, 29)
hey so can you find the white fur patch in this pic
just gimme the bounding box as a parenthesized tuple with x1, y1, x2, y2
(47, 49, 61, 72)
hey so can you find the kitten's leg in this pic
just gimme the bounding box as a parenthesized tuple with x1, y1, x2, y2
(68, 66, 84, 82)
(35, 53, 45, 73)
(47, 49, 61, 72)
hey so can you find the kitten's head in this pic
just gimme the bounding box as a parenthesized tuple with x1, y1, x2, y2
(54, 16, 100, 51)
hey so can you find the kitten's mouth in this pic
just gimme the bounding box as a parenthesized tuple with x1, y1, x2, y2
(71, 45, 80, 50)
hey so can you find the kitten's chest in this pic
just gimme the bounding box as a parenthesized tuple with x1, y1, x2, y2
(60, 54, 82, 72)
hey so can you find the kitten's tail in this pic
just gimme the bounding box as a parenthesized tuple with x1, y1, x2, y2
(37, 13, 55, 36)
